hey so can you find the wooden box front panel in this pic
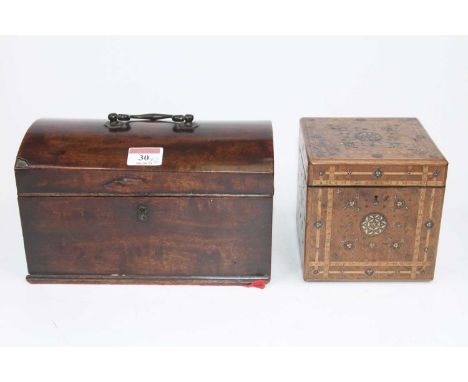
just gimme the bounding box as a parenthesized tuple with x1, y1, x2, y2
(19, 196, 272, 283)
(303, 186, 445, 280)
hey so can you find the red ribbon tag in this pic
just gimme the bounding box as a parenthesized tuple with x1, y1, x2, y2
(245, 280, 266, 289)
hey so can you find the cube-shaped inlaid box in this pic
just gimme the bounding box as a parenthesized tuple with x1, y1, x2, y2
(297, 118, 447, 281)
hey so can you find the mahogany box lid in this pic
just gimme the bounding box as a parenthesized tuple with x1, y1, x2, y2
(15, 119, 274, 196)
(300, 118, 448, 187)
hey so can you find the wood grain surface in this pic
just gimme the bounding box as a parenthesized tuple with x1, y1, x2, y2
(19, 196, 272, 283)
(15, 119, 274, 195)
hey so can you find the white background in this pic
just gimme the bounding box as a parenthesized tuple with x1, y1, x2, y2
(1, 36, 467, 346)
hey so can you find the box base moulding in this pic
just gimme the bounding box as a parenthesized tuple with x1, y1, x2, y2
(26, 274, 270, 286)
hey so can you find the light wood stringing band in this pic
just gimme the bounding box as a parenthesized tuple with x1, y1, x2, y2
(311, 164, 444, 187)
(323, 181, 335, 277)
(410, 167, 429, 279)
(424, 188, 436, 263)
(314, 188, 322, 268)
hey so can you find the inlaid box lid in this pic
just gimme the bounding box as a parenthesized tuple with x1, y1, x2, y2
(15, 118, 274, 196)
(300, 118, 448, 187)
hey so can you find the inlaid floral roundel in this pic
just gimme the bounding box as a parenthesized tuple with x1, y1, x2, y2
(361, 213, 388, 236)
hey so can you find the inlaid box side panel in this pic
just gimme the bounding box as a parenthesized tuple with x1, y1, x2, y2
(304, 186, 445, 281)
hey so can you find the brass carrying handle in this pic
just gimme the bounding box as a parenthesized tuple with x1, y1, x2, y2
(105, 112, 197, 132)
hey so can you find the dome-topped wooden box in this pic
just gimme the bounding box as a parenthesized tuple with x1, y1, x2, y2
(15, 115, 274, 285)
